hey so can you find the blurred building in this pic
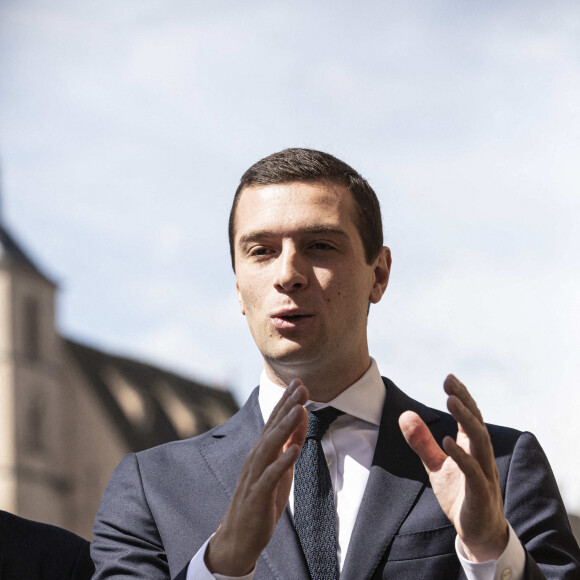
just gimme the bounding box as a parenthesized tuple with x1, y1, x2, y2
(0, 220, 238, 539)
(570, 515, 580, 546)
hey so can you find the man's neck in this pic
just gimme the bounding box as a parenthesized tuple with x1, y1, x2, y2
(263, 355, 372, 403)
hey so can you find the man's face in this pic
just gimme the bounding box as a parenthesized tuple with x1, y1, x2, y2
(233, 181, 390, 378)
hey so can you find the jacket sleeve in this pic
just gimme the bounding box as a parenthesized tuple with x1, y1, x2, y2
(91, 453, 170, 579)
(502, 431, 580, 579)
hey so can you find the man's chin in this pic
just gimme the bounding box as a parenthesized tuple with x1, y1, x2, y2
(262, 343, 322, 368)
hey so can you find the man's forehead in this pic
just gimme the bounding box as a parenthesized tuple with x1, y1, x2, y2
(234, 182, 356, 234)
(236, 181, 354, 216)
(240, 180, 350, 200)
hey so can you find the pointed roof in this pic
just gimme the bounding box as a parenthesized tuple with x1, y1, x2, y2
(0, 224, 56, 285)
(0, 164, 55, 284)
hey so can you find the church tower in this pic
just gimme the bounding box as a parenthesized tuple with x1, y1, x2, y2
(0, 202, 71, 527)
(0, 177, 239, 538)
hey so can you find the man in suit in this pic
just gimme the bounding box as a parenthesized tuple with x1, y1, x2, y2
(92, 148, 580, 579)
(0, 510, 95, 579)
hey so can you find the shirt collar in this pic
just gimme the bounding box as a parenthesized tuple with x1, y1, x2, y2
(258, 358, 385, 427)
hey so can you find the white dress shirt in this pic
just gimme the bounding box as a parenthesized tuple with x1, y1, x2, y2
(187, 359, 525, 580)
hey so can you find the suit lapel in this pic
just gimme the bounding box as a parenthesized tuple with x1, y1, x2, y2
(341, 379, 442, 580)
(198, 388, 309, 579)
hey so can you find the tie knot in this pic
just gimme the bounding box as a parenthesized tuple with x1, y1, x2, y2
(306, 407, 344, 440)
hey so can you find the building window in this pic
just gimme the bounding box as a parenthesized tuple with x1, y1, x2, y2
(27, 392, 46, 453)
(24, 297, 40, 361)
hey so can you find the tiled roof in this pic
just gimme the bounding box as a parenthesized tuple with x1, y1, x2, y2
(64, 338, 239, 452)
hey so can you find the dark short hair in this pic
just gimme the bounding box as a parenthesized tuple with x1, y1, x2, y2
(228, 148, 383, 269)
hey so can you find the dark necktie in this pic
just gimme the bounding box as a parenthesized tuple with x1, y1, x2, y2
(294, 407, 344, 580)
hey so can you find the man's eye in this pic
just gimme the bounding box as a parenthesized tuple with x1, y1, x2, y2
(310, 242, 334, 250)
(249, 247, 273, 256)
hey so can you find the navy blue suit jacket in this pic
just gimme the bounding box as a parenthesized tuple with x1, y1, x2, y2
(0, 510, 94, 580)
(91, 379, 580, 579)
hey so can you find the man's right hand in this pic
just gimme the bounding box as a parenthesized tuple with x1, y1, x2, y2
(205, 379, 309, 576)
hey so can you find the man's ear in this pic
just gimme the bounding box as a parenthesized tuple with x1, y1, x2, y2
(235, 280, 246, 315)
(369, 246, 391, 304)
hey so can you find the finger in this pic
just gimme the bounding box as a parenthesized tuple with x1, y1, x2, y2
(251, 404, 307, 469)
(255, 443, 301, 496)
(265, 379, 308, 430)
(444, 375, 484, 424)
(399, 411, 448, 474)
(283, 405, 308, 452)
(260, 381, 308, 452)
(446, 396, 496, 479)
(442, 436, 489, 494)
(241, 381, 308, 484)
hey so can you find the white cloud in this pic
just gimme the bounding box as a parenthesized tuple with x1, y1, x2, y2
(2, 0, 579, 511)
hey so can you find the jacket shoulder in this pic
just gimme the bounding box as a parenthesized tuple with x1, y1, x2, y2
(382, 376, 523, 454)
(133, 386, 261, 463)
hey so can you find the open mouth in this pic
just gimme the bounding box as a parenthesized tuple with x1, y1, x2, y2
(279, 314, 311, 321)
(271, 313, 314, 328)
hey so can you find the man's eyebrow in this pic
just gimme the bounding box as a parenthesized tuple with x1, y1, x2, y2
(238, 226, 349, 246)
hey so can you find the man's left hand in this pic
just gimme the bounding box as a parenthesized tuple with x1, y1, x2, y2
(398, 374, 509, 562)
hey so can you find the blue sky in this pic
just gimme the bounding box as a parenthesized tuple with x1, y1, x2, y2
(1, 0, 579, 511)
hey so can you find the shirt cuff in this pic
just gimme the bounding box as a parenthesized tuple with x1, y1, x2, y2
(186, 536, 255, 580)
(455, 523, 526, 580)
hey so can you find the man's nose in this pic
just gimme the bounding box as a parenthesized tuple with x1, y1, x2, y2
(274, 247, 308, 291)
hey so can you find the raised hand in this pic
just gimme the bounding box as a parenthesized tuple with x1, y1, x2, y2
(398, 375, 509, 562)
(205, 379, 309, 576)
